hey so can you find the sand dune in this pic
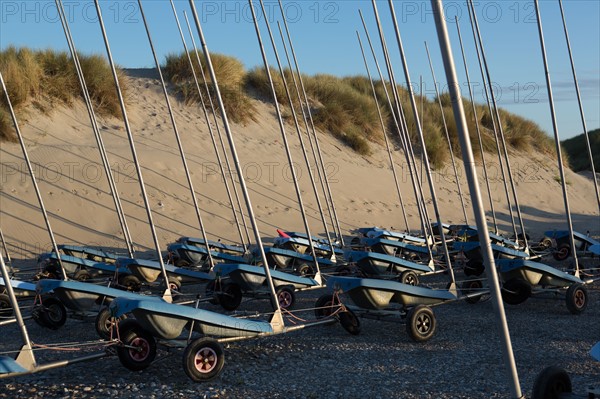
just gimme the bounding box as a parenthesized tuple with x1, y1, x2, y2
(1, 71, 598, 260)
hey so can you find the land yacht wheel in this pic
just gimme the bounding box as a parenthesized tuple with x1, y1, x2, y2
(117, 319, 157, 371)
(400, 270, 419, 286)
(314, 294, 340, 319)
(566, 283, 588, 315)
(339, 309, 361, 335)
(532, 366, 572, 399)
(218, 283, 242, 311)
(501, 279, 531, 305)
(276, 286, 295, 310)
(39, 297, 67, 330)
(406, 305, 436, 342)
(183, 338, 225, 382)
(0, 294, 12, 317)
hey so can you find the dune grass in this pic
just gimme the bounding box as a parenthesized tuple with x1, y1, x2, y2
(0, 108, 12, 142)
(562, 128, 600, 172)
(3, 47, 559, 170)
(163, 52, 255, 124)
(245, 65, 556, 164)
(0, 47, 125, 141)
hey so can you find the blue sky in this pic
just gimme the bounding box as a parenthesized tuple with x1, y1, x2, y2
(1, 0, 599, 140)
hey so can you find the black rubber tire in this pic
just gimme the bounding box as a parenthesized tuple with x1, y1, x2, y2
(400, 270, 419, 286)
(73, 269, 91, 282)
(167, 277, 181, 292)
(182, 337, 225, 382)
(95, 307, 127, 340)
(565, 283, 588, 315)
(553, 243, 571, 261)
(0, 293, 13, 317)
(461, 280, 484, 304)
(338, 309, 361, 335)
(276, 286, 295, 310)
(218, 283, 243, 311)
(464, 261, 484, 277)
(117, 319, 157, 371)
(167, 277, 182, 301)
(531, 366, 572, 399)
(40, 297, 67, 330)
(32, 304, 50, 328)
(119, 274, 142, 292)
(314, 294, 340, 319)
(539, 237, 553, 250)
(406, 305, 436, 342)
(501, 279, 531, 305)
(297, 263, 315, 277)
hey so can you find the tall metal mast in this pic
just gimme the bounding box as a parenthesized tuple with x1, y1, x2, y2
(424, 41, 469, 225)
(182, 11, 253, 249)
(356, 30, 410, 232)
(277, 0, 345, 245)
(138, 0, 215, 270)
(533, 0, 579, 275)
(382, 0, 455, 279)
(247, 0, 322, 279)
(430, 1, 521, 396)
(94, 0, 172, 300)
(557, 0, 600, 216)
(276, 21, 338, 258)
(0, 72, 67, 280)
(188, 0, 284, 329)
(56, 0, 134, 258)
(454, 15, 498, 233)
(468, 0, 530, 250)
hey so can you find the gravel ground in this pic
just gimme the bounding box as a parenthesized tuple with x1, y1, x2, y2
(2, 257, 600, 399)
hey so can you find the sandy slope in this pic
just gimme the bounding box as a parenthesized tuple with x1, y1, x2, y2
(1, 71, 598, 260)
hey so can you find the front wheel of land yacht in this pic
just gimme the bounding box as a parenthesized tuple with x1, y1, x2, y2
(0, 294, 12, 317)
(218, 283, 243, 311)
(339, 309, 361, 335)
(314, 294, 340, 319)
(73, 269, 91, 282)
(276, 286, 295, 310)
(553, 243, 571, 261)
(119, 274, 142, 292)
(464, 261, 484, 277)
(37, 297, 67, 330)
(183, 337, 225, 382)
(539, 237, 553, 250)
(167, 277, 182, 301)
(501, 279, 531, 305)
(95, 307, 126, 340)
(566, 283, 588, 315)
(400, 270, 419, 286)
(461, 280, 484, 304)
(297, 263, 315, 277)
(532, 366, 572, 399)
(117, 319, 157, 371)
(406, 305, 436, 342)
